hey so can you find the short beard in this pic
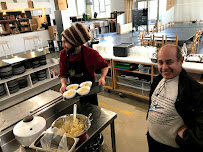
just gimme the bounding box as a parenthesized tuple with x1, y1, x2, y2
(67, 46, 76, 55)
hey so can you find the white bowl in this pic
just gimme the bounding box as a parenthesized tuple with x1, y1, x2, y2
(63, 90, 76, 99)
(66, 84, 79, 90)
(77, 86, 90, 96)
(80, 81, 92, 88)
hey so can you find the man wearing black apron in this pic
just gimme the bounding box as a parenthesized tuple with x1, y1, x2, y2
(59, 23, 109, 105)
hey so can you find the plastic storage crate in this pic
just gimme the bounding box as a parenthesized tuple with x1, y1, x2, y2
(105, 76, 112, 87)
(95, 74, 100, 81)
(138, 64, 151, 74)
(142, 88, 150, 96)
(117, 76, 150, 89)
(117, 82, 142, 95)
(117, 82, 150, 96)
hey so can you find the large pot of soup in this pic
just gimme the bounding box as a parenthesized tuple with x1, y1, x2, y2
(51, 114, 91, 140)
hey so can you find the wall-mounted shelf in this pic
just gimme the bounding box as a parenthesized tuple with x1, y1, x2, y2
(0, 58, 60, 110)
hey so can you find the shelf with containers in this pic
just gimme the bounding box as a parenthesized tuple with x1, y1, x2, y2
(0, 56, 60, 110)
(112, 57, 157, 100)
(95, 57, 113, 90)
(0, 18, 31, 35)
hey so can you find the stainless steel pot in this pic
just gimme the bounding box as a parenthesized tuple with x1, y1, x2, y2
(51, 114, 91, 140)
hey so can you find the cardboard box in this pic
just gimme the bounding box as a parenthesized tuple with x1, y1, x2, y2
(58, 0, 67, 10)
(48, 26, 57, 40)
(1, 2, 7, 10)
(28, 1, 34, 8)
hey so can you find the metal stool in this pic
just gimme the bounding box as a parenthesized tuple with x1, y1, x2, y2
(23, 36, 40, 53)
(0, 41, 13, 58)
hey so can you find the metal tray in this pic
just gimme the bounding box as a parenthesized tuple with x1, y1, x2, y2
(29, 132, 79, 152)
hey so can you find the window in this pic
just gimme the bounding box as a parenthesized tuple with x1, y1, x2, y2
(92, 0, 111, 18)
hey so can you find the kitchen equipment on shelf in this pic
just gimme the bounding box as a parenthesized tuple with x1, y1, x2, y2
(13, 115, 46, 147)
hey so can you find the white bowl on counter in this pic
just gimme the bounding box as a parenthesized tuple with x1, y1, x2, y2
(63, 90, 77, 99)
(80, 81, 92, 88)
(77, 86, 90, 96)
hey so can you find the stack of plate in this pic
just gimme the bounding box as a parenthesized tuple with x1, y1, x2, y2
(17, 77, 28, 89)
(24, 59, 33, 69)
(30, 73, 38, 84)
(31, 58, 40, 69)
(0, 65, 13, 79)
(0, 84, 6, 97)
(12, 62, 26, 75)
(37, 70, 47, 81)
(7, 79, 19, 94)
(38, 55, 47, 66)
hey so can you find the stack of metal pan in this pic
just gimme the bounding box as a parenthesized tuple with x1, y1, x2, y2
(17, 77, 28, 89)
(12, 62, 26, 75)
(31, 58, 40, 69)
(30, 73, 38, 84)
(38, 55, 47, 66)
(7, 79, 20, 94)
(37, 69, 47, 81)
(24, 59, 33, 69)
(0, 84, 6, 97)
(0, 65, 13, 79)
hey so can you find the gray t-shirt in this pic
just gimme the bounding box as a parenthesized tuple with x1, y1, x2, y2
(147, 76, 184, 148)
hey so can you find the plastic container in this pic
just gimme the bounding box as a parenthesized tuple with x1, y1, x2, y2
(95, 74, 101, 82)
(105, 76, 112, 86)
(138, 64, 151, 74)
(113, 43, 134, 57)
(95, 74, 112, 87)
(117, 76, 150, 89)
(142, 88, 151, 96)
(117, 82, 142, 95)
(29, 132, 79, 152)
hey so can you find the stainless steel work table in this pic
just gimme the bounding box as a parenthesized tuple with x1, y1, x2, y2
(0, 90, 117, 152)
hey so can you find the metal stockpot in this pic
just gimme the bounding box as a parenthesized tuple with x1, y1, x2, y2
(51, 114, 92, 140)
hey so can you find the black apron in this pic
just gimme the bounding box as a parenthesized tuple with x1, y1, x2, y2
(67, 47, 98, 106)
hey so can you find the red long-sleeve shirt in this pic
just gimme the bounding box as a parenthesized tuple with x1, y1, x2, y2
(59, 45, 108, 79)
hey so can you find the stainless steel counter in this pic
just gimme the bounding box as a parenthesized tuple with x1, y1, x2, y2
(0, 89, 117, 152)
(0, 90, 61, 132)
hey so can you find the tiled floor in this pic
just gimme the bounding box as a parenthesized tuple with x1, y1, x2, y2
(98, 91, 149, 152)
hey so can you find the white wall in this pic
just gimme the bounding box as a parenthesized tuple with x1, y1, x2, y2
(0, 0, 51, 11)
(174, 0, 203, 22)
(0, 30, 50, 56)
(117, 13, 125, 25)
(162, 0, 203, 23)
(111, 0, 124, 12)
(162, 7, 174, 25)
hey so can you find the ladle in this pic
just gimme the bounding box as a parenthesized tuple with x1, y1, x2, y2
(83, 113, 92, 131)
(73, 104, 77, 121)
